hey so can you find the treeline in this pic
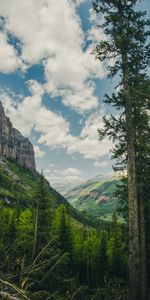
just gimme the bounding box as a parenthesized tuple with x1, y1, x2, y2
(0, 174, 128, 300)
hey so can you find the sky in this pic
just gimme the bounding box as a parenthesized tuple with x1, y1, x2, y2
(0, 0, 149, 189)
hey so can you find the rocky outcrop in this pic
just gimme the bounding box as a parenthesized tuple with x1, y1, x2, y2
(0, 101, 36, 172)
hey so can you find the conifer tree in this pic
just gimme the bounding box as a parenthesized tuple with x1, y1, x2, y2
(99, 230, 108, 285)
(92, 1, 149, 299)
(53, 205, 74, 257)
(33, 173, 52, 254)
(16, 209, 33, 257)
(107, 213, 128, 279)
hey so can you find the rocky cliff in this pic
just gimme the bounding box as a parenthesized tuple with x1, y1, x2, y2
(0, 101, 36, 172)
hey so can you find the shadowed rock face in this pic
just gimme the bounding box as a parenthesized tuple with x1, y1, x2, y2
(0, 101, 36, 172)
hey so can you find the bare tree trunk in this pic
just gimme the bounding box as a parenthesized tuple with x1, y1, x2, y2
(122, 52, 141, 300)
(19, 255, 25, 289)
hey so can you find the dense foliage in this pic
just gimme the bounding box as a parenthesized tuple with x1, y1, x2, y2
(0, 165, 129, 300)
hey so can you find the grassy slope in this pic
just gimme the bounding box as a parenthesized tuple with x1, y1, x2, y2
(65, 178, 121, 219)
(0, 159, 97, 228)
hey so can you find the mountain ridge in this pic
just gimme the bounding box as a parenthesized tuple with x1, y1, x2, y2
(65, 176, 120, 219)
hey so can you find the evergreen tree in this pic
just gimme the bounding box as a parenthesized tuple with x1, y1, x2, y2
(52, 205, 74, 258)
(15, 209, 34, 257)
(99, 230, 108, 285)
(33, 173, 52, 254)
(107, 213, 128, 279)
(92, 1, 149, 299)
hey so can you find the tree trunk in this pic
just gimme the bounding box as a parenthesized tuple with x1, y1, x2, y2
(19, 255, 25, 289)
(32, 203, 39, 258)
(87, 250, 90, 287)
(139, 188, 147, 300)
(122, 53, 141, 300)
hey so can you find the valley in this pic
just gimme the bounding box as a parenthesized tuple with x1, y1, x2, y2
(65, 176, 122, 220)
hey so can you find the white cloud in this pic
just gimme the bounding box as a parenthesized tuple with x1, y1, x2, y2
(1, 85, 113, 160)
(94, 160, 110, 168)
(45, 175, 61, 184)
(44, 166, 83, 186)
(0, 32, 24, 73)
(44, 167, 82, 176)
(37, 107, 113, 159)
(34, 145, 45, 158)
(67, 109, 113, 159)
(60, 82, 98, 113)
(74, 0, 88, 5)
(28, 80, 45, 96)
(0, 0, 105, 113)
(63, 167, 82, 176)
(43, 169, 51, 174)
(88, 26, 106, 45)
(0, 82, 73, 147)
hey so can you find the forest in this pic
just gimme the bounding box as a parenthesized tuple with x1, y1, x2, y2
(0, 171, 129, 300)
(0, 0, 150, 299)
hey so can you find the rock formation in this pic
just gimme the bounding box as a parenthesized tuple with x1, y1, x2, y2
(0, 101, 36, 172)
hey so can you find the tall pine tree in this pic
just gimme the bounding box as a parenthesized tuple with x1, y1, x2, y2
(92, 1, 149, 299)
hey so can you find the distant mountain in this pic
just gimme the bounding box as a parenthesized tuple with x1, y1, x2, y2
(54, 173, 116, 195)
(52, 179, 84, 194)
(64, 176, 120, 219)
(86, 172, 116, 184)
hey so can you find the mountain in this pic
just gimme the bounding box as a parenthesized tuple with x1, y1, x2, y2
(0, 101, 97, 228)
(56, 173, 117, 195)
(0, 101, 36, 172)
(86, 172, 116, 184)
(64, 177, 120, 220)
(0, 158, 98, 228)
(53, 179, 84, 194)
(55, 174, 115, 195)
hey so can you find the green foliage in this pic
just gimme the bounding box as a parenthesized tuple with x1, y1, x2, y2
(107, 214, 128, 279)
(34, 173, 52, 250)
(15, 209, 34, 256)
(0, 160, 129, 298)
(0, 159, 97, 228)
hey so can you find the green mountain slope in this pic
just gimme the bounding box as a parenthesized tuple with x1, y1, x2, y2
(65, 178, 120, 219)
(0, 158, 97, 227)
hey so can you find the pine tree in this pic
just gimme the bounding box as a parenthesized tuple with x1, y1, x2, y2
(107, 213, 128, 279)
(92, 1, 149, 299)
(33, 173, 52, 254)
(99, 230, 108, 284)
(16, 209, 33, 257)
(55, 205, 73, 253)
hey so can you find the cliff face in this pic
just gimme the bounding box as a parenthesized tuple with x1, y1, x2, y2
(0, 101, 36, 172)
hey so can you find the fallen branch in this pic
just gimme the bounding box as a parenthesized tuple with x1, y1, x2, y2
(0, 292, 19, 300)
(0, 279, 30, 300)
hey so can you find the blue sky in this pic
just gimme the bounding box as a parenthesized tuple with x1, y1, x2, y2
(0, 0, 149, 189)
